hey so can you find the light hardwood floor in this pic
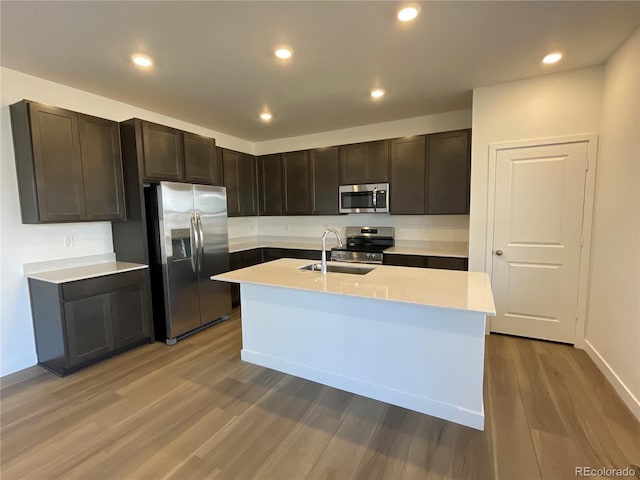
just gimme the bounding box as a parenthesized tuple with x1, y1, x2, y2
(1, 308, 638, 479)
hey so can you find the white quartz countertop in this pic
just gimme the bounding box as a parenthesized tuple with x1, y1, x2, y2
(229, 236, 468, 258)
(26, 262, 148, 284)
(213, 258, 495, 315)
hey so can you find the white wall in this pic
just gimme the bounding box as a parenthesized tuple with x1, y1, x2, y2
(255, 109, 471, 155)
(468, 67, 604, 273)
(584, 29, 640, 418)
(0, 67, 252, 376)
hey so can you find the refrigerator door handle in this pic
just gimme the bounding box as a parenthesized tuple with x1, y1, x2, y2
(195, 210, 205, 272)
(189, 210, 198, 273)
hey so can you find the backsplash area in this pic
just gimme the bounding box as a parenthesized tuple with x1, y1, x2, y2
(228, 215, 469, 243)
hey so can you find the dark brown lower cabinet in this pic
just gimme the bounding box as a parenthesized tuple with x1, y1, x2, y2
(262, 248, 324, 262)
(383, 254, 468, 271)
(28, 268, 152, 376)
(64, 293, 114, 366)
(228, 248, 327, 305)
(228, 249, 263, 306)
(111, 284, 151, 348)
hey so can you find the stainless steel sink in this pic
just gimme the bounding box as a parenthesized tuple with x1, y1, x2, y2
(299, 263, 374, 275)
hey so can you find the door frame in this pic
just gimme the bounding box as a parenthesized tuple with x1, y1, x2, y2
(485, 134, 598, 348)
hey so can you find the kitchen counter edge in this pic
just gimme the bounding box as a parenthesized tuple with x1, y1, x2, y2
(26, 262, 149, 284)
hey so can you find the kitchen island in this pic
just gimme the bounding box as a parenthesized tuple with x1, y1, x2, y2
(213, 258, 495, 430)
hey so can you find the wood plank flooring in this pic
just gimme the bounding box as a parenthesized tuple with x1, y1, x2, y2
(1, 308, 638, 479)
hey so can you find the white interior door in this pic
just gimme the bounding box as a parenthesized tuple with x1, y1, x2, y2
(490, 141, 589, 344)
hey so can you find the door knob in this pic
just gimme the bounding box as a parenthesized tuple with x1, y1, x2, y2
(495, 249, 503, 256)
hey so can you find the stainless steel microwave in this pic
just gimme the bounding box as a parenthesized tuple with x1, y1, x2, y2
(339, 183, 389, 213)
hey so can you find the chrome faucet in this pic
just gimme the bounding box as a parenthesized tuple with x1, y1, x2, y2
(321, 228, 344, 274)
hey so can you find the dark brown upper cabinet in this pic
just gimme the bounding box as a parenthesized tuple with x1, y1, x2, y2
(78, 115, 126, 221)
(339, 140, 389, 185)
(310, 146, 340, 215)
(183, 132, 221, 185)
(389, 136, 426, 214)
(10, 100, 126, 223)
(222, 148, 258, 217)
(282, 151, 312, 215)
(257, 154, 283, 216)
(135, 120, 220, 185)
(426, 129, 471, 215)
(141, 121, 184, 182)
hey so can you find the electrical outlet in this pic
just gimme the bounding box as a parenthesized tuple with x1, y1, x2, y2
(64, 235, 74, 247)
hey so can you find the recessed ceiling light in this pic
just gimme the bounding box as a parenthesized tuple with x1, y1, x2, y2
(370, 88, 386, 99)
(131, 53, 153, 68)
(543, 52, 562, 64)
(275, 48, 293, 59)
(260, 112, 273, 121)
(397, 6, 419, 22)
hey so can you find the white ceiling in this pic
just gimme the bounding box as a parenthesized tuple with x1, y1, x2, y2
(1, 1, 639, 141)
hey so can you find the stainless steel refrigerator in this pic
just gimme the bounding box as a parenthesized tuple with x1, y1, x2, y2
(146, 181, 232, 344)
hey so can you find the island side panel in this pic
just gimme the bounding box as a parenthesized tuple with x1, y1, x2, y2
(239, 283, 486, 430)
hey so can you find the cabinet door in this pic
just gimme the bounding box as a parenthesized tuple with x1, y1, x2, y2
(64, 293, 113, 366)
(390, 136, 426, 214)
(222, 149, 241, 216)
(339, 141, 389, 185)
(238, 154, 258, 216)
(141, 121, 184, 181)
(241, 248, 263, 266)
(257, 154, 283, 215)
(339, 143, 365, 185)
(310, 147, 340, 214)
(213, 146, 224, 187)
(283, 151, 312, 215)
(78, 114, 126, 221)
(364, 140, 389, 183)
(184, 132, 217, 184)
(426, 129, 471, 214)
(262, 248, 283, 262)
(111, 283, 150, 349)
(28, 103, 86, 222)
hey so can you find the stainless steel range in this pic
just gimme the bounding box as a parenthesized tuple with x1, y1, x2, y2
(330, 226, 394, 264)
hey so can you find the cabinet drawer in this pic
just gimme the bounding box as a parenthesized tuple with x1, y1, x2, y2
(383, 254, 428, 268)
(62, 269, 147, 301)
(288, 249, 321, 261)
(427, 257, 468, 271)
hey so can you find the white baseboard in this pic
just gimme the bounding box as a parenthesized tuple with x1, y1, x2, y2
(583, 339, 640, 421)
(242, 349, 485, 430)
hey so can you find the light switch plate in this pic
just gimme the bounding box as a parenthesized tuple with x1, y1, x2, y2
(64, 235, 74, 247)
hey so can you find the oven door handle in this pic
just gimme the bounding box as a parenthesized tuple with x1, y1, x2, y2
(372, 187, 378, 212)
